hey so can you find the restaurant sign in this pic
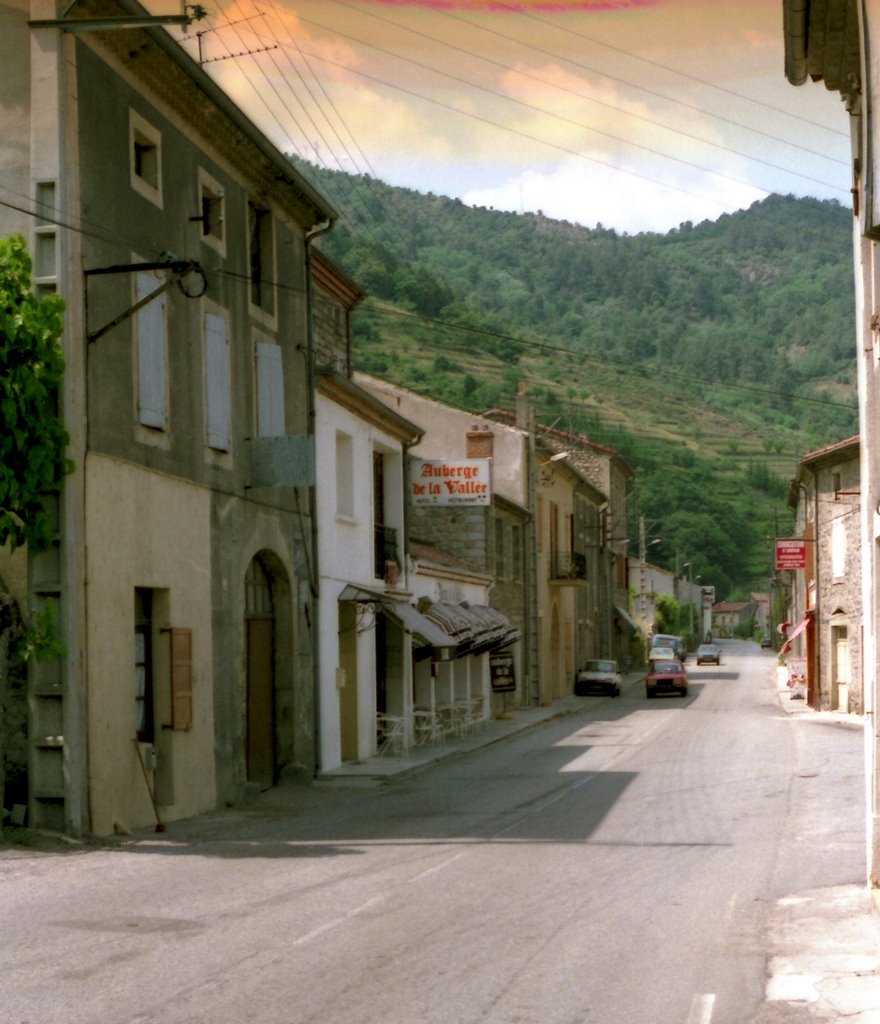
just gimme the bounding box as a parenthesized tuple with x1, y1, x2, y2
(410, 457, 491, 506)
(489, 650, 516, 693)
(775, 538, 807, 570)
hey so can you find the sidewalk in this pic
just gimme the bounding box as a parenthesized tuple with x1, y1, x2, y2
(317, 681, 629, 784)
(752, 663, 880, 1022)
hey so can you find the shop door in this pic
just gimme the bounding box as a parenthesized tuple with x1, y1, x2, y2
(246, 558, 275, 790)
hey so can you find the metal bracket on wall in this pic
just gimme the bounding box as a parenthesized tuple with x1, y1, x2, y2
(85, 260, 206, 343)
(29, 1, 206, 32)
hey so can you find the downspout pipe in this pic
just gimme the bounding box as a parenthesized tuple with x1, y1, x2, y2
(304, 218, 333, 777)
(783, 0, 810, 86)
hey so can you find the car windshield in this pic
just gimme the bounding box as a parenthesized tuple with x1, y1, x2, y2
(584, 660, 615, 672)
(698, 645, 716, 654)
(653, 661, 682, 674)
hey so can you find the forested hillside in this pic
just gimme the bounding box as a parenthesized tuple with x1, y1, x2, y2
(297, 158, 858, 599)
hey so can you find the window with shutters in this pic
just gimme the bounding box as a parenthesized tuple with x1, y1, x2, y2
(248, 200, 275, 316)
(336, 431, 354, 518)
(169, 628, 193, 731)
(197, 169, 225, 255)
(134, 589, 154, 743)
(204, 311, 230, 451)
(135, 270, 168, 431)
(255, 339, 285, 436)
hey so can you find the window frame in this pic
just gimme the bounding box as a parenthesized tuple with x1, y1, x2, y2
(129, 110, 163, 208)
(197, 168, 226, 256)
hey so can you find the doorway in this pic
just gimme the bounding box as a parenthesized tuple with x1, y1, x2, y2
(245, 557, 275, 790)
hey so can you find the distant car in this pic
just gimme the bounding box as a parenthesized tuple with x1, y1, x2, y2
(760, 635, 772, 649)
(652, 633, 686, 661)
(648, 645, 677, 664)
(696, 644, 721, 665)
(646, 659, 688, 698)
(575, 658, 622, 697)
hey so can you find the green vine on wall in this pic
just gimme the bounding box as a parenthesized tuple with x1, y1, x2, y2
(0, 234, 71, 553)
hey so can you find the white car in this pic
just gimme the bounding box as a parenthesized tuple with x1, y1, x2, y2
(648, 646, 677, 663)
(575, 659, 622, 697)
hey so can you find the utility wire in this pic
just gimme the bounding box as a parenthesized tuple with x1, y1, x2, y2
(231, 9, 848, 200)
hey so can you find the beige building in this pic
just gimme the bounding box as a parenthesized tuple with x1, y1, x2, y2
(787, 436, 862, 713)
(782, 1, 880, 883)
(0, 0, 336, 833)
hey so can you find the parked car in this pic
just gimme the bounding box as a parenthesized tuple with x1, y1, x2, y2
(696, 643, 721, 665)
(575, 659, 622, 697)
(760, 634, 772, 648)
(646, 659, 688, 698)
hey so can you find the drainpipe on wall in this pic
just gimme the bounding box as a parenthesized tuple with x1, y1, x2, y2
(304, 218, 332, 776)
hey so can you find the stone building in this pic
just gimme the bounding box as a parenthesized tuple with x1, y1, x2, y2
(787, 436, 862, 713)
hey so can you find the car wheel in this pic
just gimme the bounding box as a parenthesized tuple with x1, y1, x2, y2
(681, 688, 688, 697)
(613, 686, 621, 697)
(646, 689, 654, 699)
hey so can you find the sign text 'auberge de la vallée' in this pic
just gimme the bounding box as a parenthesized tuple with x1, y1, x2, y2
(409, 457, 492, 506)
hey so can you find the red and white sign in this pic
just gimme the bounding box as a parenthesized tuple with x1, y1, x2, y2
(776, 539, 807, 570)
(410, 457, 491, 507)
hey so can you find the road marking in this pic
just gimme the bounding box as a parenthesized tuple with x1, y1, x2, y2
(686, 993, 715, 1024)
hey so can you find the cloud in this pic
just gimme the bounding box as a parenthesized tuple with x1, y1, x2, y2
(461, 160, 762, 234)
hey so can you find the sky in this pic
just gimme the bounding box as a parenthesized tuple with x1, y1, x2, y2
(170, 0, 853, 235)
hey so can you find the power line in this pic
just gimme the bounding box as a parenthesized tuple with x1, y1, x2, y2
(360, 300, 858, 412)
(234, 6, 848, 202)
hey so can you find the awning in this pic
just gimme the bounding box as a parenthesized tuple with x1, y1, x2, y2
(615, 606, 640, 633)
(383, 601, 459, 656)
(423, 601, 520, 657)
(781, 614, 811, 654)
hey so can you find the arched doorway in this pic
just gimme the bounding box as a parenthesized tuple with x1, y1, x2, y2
(245, 556, 276, 790)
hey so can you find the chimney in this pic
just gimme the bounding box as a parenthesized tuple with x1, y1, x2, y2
(466, 424, 494, 459)
(516, 381, 531, 431)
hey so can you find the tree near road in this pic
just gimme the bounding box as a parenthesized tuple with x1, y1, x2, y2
(0, 234, 70, 818)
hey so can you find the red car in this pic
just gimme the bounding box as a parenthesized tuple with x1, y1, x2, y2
(646, 659, 688, 698)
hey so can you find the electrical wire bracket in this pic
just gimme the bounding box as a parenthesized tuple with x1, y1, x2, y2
(85, 259, 206, 343)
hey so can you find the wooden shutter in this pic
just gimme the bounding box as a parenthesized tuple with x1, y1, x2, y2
(256, 341, 285, 437)
(169, 628, 193, 731)
(204, 312, 230, 450)
(136, 272, 167, 429)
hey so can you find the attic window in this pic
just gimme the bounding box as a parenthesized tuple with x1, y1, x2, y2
(129, 111, 162, 207)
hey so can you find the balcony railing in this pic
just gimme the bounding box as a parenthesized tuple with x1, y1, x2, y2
(374, 524, 400, 582)
(549, 550, 587, 582)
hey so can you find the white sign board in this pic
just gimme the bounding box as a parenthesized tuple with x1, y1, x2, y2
(410, 457, 491, 506)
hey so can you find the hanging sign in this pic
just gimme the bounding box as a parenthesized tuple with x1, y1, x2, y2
(410, 457, 491, 506)
(776, 539, 807, 570)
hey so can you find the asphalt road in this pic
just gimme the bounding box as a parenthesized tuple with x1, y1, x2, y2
(1, 640, 866, 1024)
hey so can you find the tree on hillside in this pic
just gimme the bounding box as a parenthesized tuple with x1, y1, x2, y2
(0, 233, 69, 817)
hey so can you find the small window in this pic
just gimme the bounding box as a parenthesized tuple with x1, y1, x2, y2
(336, 431, 354, 518)
(129, 111, 162, 206)
(511, 523, 522, 580)
(495, 518, 506, 578)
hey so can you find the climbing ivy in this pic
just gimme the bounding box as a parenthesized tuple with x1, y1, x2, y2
(0, 234, 70, 552)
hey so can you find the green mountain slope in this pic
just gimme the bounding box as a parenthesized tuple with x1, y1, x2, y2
(299, 159, 858, 600)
